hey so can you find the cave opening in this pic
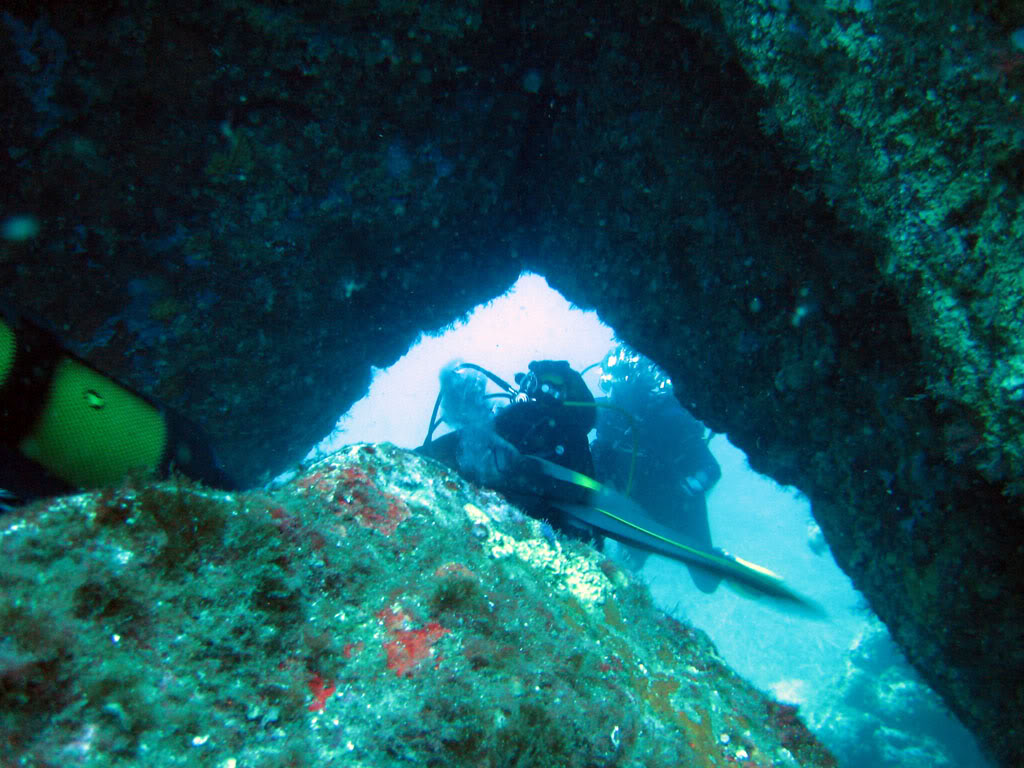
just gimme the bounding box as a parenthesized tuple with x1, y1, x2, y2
(304, 271, 990, 767)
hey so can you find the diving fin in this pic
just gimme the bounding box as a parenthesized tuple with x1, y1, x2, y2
(517, 454, 823, 614)
(0, 310, 237, 500)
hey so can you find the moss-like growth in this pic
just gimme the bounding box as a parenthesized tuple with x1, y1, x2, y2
(2, 435, 834, 765)
(428, 570, 485, 619)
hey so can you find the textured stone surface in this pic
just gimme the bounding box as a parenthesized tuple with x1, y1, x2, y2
(1, 443, 836, 766)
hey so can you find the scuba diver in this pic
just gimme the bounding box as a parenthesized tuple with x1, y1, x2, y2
(418, 357, 819, 612)
(418, 359, 599, 538)
(590, 346, 722, 592)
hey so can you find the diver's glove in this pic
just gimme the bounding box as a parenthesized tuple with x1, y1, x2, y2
(680, 471, 708, 496)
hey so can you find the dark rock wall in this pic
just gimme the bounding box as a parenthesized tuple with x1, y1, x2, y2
(1, 1, 1020, 763)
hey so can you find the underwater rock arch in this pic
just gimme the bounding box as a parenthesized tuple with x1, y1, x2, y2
(1, 0, 1020, 763)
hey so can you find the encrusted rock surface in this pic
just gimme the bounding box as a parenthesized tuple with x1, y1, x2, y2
(1, 443, 835, 766)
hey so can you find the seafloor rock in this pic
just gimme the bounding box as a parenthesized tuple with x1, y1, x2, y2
(0, 443, 835, 767)
(808, 620, 986, 768)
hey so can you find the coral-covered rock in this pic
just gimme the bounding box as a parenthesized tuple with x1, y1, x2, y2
(1, 443, 834, 766)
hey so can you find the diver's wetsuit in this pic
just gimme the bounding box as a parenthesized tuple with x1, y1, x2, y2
(493, 361, 595, 476)
(419, 360, 598, 537)
(591, 391, 721, 590)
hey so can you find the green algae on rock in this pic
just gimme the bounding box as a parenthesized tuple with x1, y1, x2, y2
(1, 443, 835, 767)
